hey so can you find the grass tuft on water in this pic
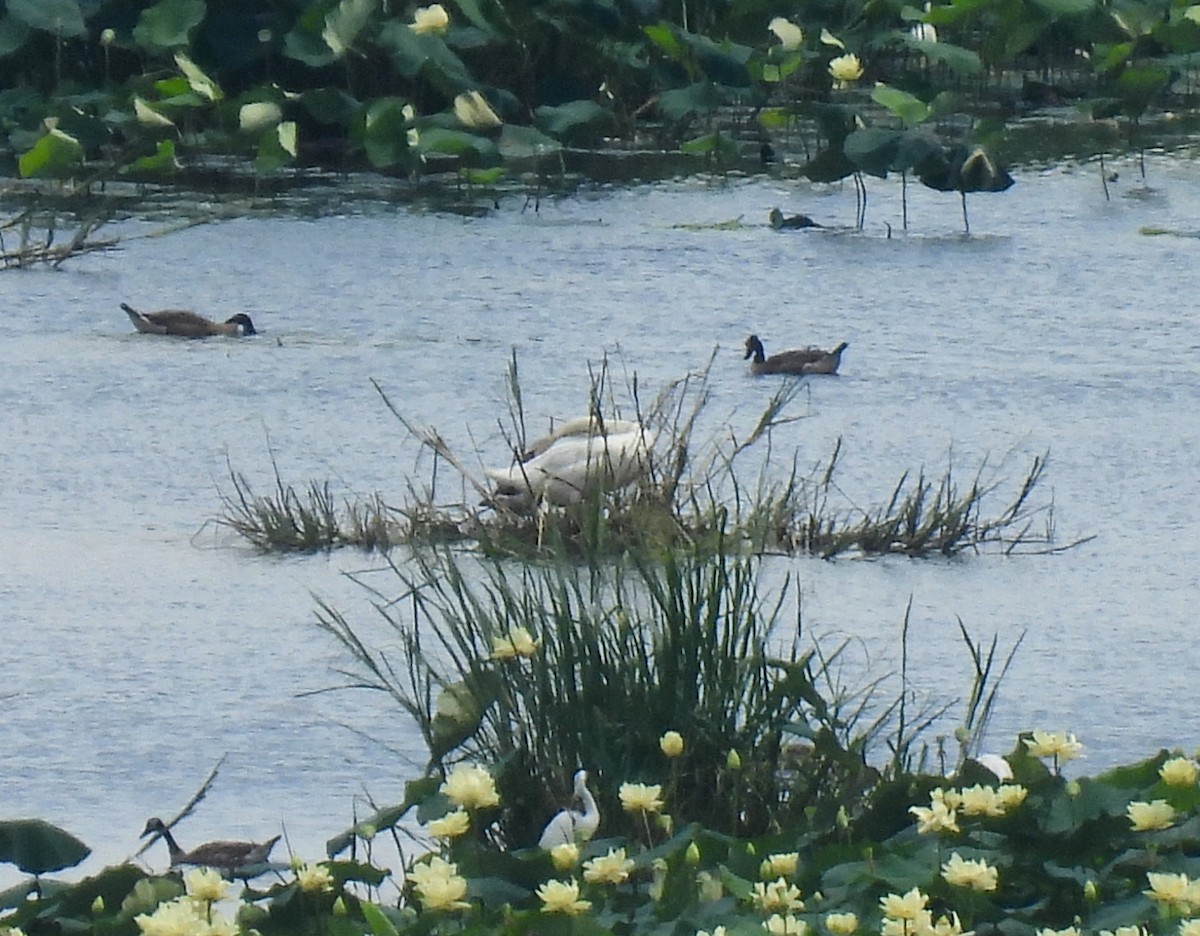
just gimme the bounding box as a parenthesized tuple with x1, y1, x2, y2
(215, 353, 1087, 558)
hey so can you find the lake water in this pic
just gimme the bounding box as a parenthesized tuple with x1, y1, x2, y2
(3, 152, 1199, 888)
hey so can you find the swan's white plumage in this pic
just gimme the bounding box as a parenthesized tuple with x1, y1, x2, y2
(487, 423, 654, 509)
(521, 417, 643, 461)
(539, 769, 600, 849)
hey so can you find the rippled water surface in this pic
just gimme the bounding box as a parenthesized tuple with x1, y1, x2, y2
(3, 154, 1200, 885)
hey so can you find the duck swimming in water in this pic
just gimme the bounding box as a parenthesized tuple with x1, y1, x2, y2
(743, 334, 847, 376)
(140, 817, 280, 874)
(122, 303, 257, 338)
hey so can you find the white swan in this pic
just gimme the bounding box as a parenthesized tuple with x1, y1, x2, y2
(538, 769, 600, 849)
(486, 423, 654, 510)
(520, 416, 643, 462)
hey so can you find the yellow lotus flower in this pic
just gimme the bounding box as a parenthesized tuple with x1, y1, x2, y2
(296, 863, 335, 893)
(415, 869, 471, 911)
(1024, 730, 1084, 762)
(183, 867, 227, 902)
(751, 879, 805, 913)
(135, 897, 206, 936)
(910, 800, 959, 834)
(134, 97, 175, 130)
(1128, 799, 1176, 831)
(409, 3, 450, 34)
(660, 730, 685, 757)
(583, 847, 635, 885)
(619, 781, 664, 814)
(828, 53, 864, 85)
(441, 763, 500, 809)
(550, 842, 580, 870)
(686, 842, 702, 865)
(768, 17, 804, 50)
(726, 750, 743, 770)
(408, 856, 459, 887)
(453, 91, 502, 129)
(826, 912, 859, 935)
(1162, 757, 1199, 787)
(1038, 929, 1082, 936)
(930, 912, 968, 936)
(761, 852, 800, 879)
(537, 879, 592, 914)
(699, 928, 729, 936)
(880, 887, 929, 921)
(428, 809, 470, 840)
(763, 915, 809, 935)
(997, 783, 1029, 810)
(492, 626, 538, 659)
(1146, 872, 1200, 914)
(959, 784, 1005, 817)
(883, 914, 934, 936)
(941, 852, 999, 892)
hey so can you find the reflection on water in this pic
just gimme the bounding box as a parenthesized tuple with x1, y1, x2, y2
(3, 155, 1199, 886)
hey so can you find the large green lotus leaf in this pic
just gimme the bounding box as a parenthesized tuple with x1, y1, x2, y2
(499, 124, 562, 159)
(895, 131, 946, 175)
(535, 100, 614, 141)
(0, 15, 33, 57)
(8, 0, 84, 37)
(801, 146, 857, 183)
(255, 121, 297, 173)
(924, 0, 992, 25)
(682, 31, 754, 87)
(1003, 16, 1050, 57)
(906, 38, 981, 74)
(451, 0, 506, 37)
(18, 128, 83, 179)
(323, 0, 377, 57)
(326, 776, 439, 858)
(0, 819, 90, 874)
(301, 87, 362, 127)
(359, 97, 412, 167)
(871, 83, 930, 125)
(643, 23, 683, 59)
(657, 81, 726, 120)
(123, 139, 180, 175)
(283, 5, 338, 68)
(376, 21, 472, 93)
(1029, 0, 1095, 16)
(1116, 63, 1170, 112)
(133, 0, 206, 51)
(418, 126, 500, 163)
(845, 126, 901, 178)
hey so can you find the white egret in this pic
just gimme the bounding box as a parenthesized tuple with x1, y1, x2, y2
(486, 423, 654, 510)
(538, 769, 600, 849)
(744, 334, 848, 376)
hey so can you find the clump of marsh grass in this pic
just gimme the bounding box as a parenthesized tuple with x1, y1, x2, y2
(215, 457, 403, 553)
(215, 350, 1085, 558)
(315, 541, 1024, 854)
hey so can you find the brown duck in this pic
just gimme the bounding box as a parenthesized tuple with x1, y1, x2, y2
(743, 334, 848, 376)
(122, 303, 257, 338)
(140, 817, 280, 872)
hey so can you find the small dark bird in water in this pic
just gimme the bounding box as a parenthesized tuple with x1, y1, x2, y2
(769, 208, 821, 230)
(744, 334, 848, 376)
(140, 817, 280, 873)
(122, 303, 257, 338)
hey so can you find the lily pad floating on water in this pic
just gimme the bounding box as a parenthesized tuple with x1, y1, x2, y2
(0, 818, 91, 875)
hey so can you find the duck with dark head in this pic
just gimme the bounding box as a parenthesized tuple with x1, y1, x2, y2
(743, 334, 848, 376)
(121, 303, 257, 338)
(140, 816, 280, 875)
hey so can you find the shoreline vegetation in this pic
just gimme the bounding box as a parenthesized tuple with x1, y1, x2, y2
(213, 359, 1089, 560)
(0, 0, 1199, 264)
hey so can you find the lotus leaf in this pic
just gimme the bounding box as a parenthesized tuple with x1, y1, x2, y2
(133, 0, 205, 51)
(0, 819, 90, 875)
(8, 0, 85, 37)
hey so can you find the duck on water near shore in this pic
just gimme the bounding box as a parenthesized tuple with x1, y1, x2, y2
(140, 817, 280, 874)
(121, 303, 257, 338)
(743, 334, 848, 376)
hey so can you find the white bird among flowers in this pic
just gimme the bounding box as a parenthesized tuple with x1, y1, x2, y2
(539, 769, 600, 849)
